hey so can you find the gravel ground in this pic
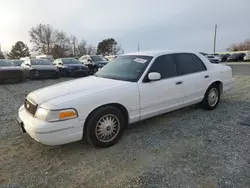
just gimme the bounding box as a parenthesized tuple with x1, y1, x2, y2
(0, 76, 250, 188)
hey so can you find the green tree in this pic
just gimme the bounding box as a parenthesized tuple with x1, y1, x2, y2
(7, 41, 30, 59)
(97, 38, 121, 56)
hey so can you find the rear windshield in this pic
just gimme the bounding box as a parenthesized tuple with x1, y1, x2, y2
(90, 55, 104, 62)
(0, 60, 14, 67)
(12, 60, 24, 66)
(62, 58, 81, 64)
(31, 59, 52, 65)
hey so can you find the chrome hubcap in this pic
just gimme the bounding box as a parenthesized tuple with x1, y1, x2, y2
(95, 114, 120, 142)
(208, 88, 219, 107)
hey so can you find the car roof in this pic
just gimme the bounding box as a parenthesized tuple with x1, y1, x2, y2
(123, 50, 192, 57)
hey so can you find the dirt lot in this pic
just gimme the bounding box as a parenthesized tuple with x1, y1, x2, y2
(0, 76, 250, 188)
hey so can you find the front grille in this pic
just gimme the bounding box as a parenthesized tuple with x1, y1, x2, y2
(24, 99, 37, 116)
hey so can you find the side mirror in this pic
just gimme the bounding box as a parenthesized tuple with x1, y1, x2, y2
(148, 72, 161, 81)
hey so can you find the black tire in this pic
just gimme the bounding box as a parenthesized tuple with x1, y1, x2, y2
(63, 70, 69, 77)
(54, 72, 60, 79)
(84, 106, 126, 148)
(202, 83, 220, 110)
(19, 75, 26, 82)
(93, 66, 98, 74)
(29, 70, 39, 80)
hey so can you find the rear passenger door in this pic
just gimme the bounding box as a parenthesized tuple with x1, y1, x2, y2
(174, 53, 211, 104)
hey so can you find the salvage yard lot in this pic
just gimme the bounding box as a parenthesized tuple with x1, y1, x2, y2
(1, 75, 250, 188)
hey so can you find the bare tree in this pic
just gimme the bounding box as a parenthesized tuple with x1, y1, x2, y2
(54, 31, 71, 57)
(29, 24, 54, 54)
(226, 39, 250, 51)
(77, 39, 87, 56)
(70, 35, 78, 57)
(87, 45, 97, 55)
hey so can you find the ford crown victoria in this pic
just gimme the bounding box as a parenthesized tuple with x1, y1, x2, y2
(17, 51, 235, 147)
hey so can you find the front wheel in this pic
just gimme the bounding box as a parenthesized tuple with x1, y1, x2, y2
(202, 84, 220, 110)
(29, 70, 39, 80)
(84, 106, 126, 148)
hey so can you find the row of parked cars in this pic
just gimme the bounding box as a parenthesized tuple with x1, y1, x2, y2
(0, 55, 109, 84)
(200, 52, 250, 63)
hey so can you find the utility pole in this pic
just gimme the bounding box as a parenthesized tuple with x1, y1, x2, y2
(213, 24, 217, 54)
(138, 43, 140, 52)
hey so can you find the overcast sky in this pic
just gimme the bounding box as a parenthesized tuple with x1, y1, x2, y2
(0, 0, 250, 53)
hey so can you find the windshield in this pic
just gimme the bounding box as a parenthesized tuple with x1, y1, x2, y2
(31, 59, 52, 65)
(90, 55, 104, 62)
(0, 60, 14, 67)
(62, 58, 81, 64)
(95, 55, 153, 82)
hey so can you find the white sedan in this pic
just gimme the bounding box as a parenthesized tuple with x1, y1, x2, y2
(17, 51, 235, 147)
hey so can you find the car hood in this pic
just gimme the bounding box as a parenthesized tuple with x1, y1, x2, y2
(0, 66, 22, 71)
(28, 76, 130, 105)
(31, 65, 57, 70)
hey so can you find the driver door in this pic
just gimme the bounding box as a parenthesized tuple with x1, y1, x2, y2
(138, 54, 185, 120)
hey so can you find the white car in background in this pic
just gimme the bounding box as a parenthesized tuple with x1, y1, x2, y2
(17, 51, 234, 148)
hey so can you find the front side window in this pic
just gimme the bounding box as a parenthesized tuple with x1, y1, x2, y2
(174, 53, 206, 75)
(95, 55, 153, 82)
(148, 55, 178, 79)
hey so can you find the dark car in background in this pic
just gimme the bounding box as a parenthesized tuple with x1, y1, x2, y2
(0, 59, 26, 84)
(21, 59, 60, 80)
(79, 55, 109, 74)
(199, 52, 219, 64)
(12, 60, 24, 66)
(219, 54, 230, 62)
(238, 53, 246, 61)
(227, 54, 240, 62)
(53, 58, 89, 77)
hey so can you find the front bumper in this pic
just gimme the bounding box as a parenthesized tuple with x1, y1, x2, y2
(17, 105, 85, 146)
(66, 68, 89, 77)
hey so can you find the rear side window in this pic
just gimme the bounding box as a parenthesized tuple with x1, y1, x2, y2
(148, 54, 177, 79)
(174, 53, 206, 75)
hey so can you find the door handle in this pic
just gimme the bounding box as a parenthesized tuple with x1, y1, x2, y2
(204, 75, 209, 78)
(176, 81, 183, 85)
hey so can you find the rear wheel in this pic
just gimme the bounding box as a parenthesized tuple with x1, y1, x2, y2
(202, 84, 220, 110)
(84, 106, 126, 148)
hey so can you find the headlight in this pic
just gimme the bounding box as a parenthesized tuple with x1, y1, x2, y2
(35, 108, 78, 122)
